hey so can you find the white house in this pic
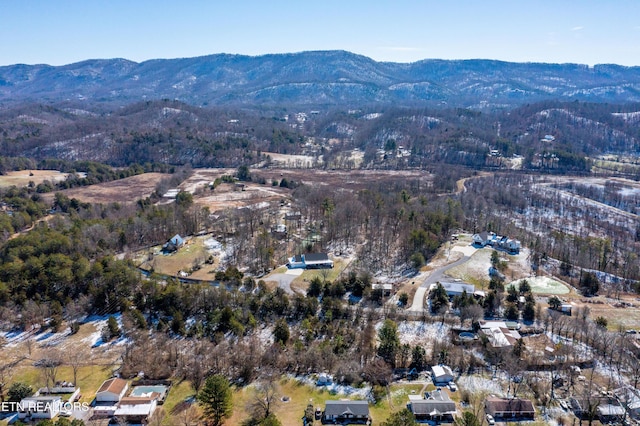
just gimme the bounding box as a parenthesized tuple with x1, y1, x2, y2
(431, 365, 455, 384)
(18, 396, 62, 419)
(114, 396, 158, 424)
(472, 231, 494, 247)
(287, 253, 333, 269)
(440, 282, 475, 298)
(96, 378, 129, 403)
(479, 320, 522, 348)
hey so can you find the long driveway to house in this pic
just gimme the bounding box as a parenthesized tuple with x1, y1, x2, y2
(408, 245, 477, 313)
(265, 268, 304, 294)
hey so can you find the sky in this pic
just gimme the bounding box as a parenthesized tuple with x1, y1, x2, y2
(2, 0, 640, 67)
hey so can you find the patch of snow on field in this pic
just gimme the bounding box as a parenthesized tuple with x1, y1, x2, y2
(293, 375, 372, 400)
(451, 245, 477, 257)
(82, 314, 124, 347)
(37, 328, 72, 347)
(395, 321, 451, 346)
(510, 276, 570, 295)
(204, 237, 223, 251)
(457, 376, 503, 396)
(2, 328, 35, 347)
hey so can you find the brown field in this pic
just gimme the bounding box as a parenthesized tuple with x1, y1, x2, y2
(42, 172, 171, 204)
(187, 168, 433, 213)
(0, 170, 71, 187)
(253, 168, 433, 191)
(194, 182, 289, 212)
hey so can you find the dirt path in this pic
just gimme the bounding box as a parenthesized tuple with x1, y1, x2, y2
(8, 214, 55, 240)
(453, 172, 491, 195)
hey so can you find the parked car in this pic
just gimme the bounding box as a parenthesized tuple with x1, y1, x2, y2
(486, 414, 495, 425)
(315, 407, 322, 420)
(448, 382, 458, 391)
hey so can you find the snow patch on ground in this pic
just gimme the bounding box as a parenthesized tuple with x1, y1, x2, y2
(394, 321, 451, 347)
(451, 245, 477, 257)
(457, 376, 504, 396)
(82, 314, 126, 348)
(293, 375, 372, 400)
(509, 276, 570, 295)
(256, 325, 275, 346)
(204, 237, 223, 251)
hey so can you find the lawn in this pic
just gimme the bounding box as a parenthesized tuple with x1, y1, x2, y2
(9, 364, 113, 404)
(289, 259, 350, 292)
(223, 377, 398, 426)
(446, 249, 492, 289)
(135, 236, 219, 279)
(161, 379, 197, 425)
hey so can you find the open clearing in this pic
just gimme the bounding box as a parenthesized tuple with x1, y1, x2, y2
(0, 170, 71, 187)
(43, 172, 170, 204)
(133, 235, 227, 280)
(187, 168, 434, 213)
(194, 182, 289, 212)
(509, 276, 570, 294)
(446, 246, 531, 289)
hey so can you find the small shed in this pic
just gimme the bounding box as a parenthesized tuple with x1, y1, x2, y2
(431, 365, 454, 384)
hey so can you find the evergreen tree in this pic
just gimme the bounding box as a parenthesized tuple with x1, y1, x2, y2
(429, 282, 449, 314)
(455, 411, 481, 426)
(377, 319, 400, 367)
(522, 300, 536, 322)
(198, 375, 233, 426)
(381, 409, 418, 426)
(547, 295, 562, 310)
(8, 382, 33, 402)
(273, 319, 290, 345)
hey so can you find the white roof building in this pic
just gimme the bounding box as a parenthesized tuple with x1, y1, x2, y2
(431, 365, 454, 384)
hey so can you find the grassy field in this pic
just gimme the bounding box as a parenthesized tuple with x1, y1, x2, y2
(0, 170, 70, 187)
(135, 236, 220, 279)
(446, 249, 492, 289)
(222, 377, 426, 425)
(289, 258, 350, 291)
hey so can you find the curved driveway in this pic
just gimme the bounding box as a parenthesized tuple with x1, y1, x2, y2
(408, 252, 473, 313)
(265, 268, 304, 294)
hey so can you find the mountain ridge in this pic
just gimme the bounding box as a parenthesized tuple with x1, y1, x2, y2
(1, 50, 640, 107)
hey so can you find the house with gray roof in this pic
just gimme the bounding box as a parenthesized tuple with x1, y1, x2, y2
(408, 389, 457, 422)
(322, 400, 370, 424)
(440, 281, 476, 298)
(485, 396, 535, 420)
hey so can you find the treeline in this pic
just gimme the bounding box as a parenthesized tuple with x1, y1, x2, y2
(3, 100, 639, 176)
(0, 156, 175, 189)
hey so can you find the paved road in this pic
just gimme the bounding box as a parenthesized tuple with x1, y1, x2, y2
(408, 254, 471, 313)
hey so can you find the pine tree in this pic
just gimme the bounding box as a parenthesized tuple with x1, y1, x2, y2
(198, 375, 232, 426)
(377, 319, 400, 367)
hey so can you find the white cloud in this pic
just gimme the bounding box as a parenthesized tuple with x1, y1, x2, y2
(571, 26, 584, 31)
